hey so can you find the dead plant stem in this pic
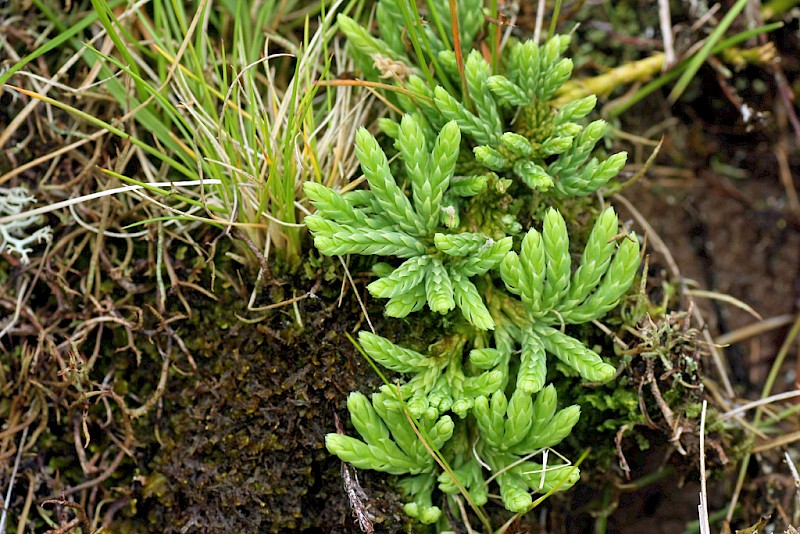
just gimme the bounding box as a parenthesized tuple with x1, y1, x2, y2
(0, 426, 28, 534)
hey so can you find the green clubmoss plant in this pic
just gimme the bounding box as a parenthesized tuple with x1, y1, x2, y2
(494, 207, 641, 392)
(307, 9, 642, 527)
(305, 113, 640, 523)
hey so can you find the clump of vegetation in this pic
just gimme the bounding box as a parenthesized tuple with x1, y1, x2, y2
(2, 0, 797, 532)
(305, 2, 643, 523)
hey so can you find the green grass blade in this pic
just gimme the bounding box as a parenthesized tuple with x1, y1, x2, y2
(0, 0, 126, 85)
(5, 84, 195, 178)
(89, 0, 151, 100)
(668, 0, 749, 102)
(610, 22, 783, 116)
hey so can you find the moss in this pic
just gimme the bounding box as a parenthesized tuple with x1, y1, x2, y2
(133, 274, 414, 532)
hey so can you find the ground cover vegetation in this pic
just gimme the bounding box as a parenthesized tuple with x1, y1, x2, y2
(0, 0, 799, 532)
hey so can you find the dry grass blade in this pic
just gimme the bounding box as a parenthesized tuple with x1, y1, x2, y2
(685, 289, 763, 321)
(0, 279, 28, 341)
(657, 0, 675, 67)
(714, 314, 796, 346)
(533, 0, 546, 44)
(726, 314, 800, 523)
(720, 389, 800, 420)
(338, 256, 375, 334)
(0, 180, 224, 226)
(775, 143, 800, 217)
(785, 451, 800, 511)
(752, 430, 800, 454)
(448, 0, 470, 110)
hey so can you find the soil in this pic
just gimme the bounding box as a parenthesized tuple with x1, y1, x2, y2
(625, 165, 800, 387)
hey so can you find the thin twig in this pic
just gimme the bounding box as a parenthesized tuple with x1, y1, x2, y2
(234, 227, 272, 284)
(614, 136, 664, 194)
(333, 413, 375, 533)
(247, 278, 321, 312)
(698, 400, 710, 534)
(40, 499, 91, 534)
(128, 338, 172, 419)
(658, 0, 676, 67)
(0, 426, 28, 534)
(592, 319, 630, 350)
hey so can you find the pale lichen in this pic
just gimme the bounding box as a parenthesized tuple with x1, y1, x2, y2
(0, 187, 52, 264)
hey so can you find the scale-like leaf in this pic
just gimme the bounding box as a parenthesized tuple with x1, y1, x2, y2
(559, 207, 618, 311)
(355, 127, 424, 235)
(541, 208, 571, 309)
(425, 258, 455, 314)
(359, 331, 433, 373)
(434, 232, 487, 256)
(517, 332, 547, 394)
(453, 236, 513, 277)
(563, 233, 640, 323)
(503, 389, 534, 449)
(451, 271, 495, 330)
(368, 256, 429, 299)
(532, 324, 615, 382)
(472, 392, 506, 448)
(385, 284, 427, 317)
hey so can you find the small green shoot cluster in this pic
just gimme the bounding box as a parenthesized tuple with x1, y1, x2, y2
(306, 4, 642, 526)
(339, 4, 626, 199)
(305, 120, 511, 328)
